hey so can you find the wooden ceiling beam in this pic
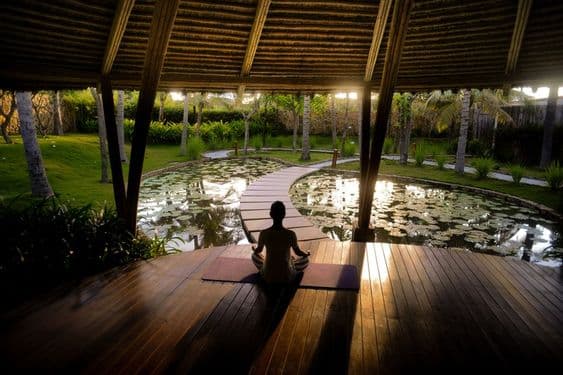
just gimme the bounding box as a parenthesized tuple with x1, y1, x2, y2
(364, 0, 392, 82)
(241, 0, 271, 77)
(101, 0, 136, 75)
(505, 0, 533, 76)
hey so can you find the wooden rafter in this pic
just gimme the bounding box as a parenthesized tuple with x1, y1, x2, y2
(355, 0, 414, 240)
(241, 0, 271, 77)
(505, 0, 533, 76)
(101, 0, 136, 75)
(364, 0, 393, 81)
(126, 0, 181, 233)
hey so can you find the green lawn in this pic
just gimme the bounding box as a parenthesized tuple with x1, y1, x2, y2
(337, 159, 562, 212)
(0, 134, 190, 206)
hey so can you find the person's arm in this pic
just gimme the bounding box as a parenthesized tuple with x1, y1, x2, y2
(252, 231, 265, 253)
(290, 231, 310, 257)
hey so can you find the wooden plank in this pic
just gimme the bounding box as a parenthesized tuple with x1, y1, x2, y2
(505, 0, 533, 75)
(240, 208, 301, 220)
(124, 0, 181, 232)
(241, 0, 271, 76)
(240, 201, 295, 210)
(364, 0, 392, 81)
(101, 0, 135, 75)
(250, 226, 327, 243)
(240, 196, 293, 203)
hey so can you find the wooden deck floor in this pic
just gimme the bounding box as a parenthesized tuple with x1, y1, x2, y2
(1, 241, 561, 373)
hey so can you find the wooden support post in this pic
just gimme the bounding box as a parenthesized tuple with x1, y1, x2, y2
(126, 0, 181, 233)
(354, 0, 413, 241)
(331, 148, 339, 168)
(356, 85, 372, 237)
(100, 77, 127, 218)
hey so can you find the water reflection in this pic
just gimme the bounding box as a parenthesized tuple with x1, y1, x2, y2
(138, 159, 283, 251)
(290, 170, 562, 267)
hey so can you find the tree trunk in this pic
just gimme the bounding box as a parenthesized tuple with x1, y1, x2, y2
(196, 97, 203, 137)
(244, 116, 250, 154)
(180, 91, 189, 156)
(90, 88, 110, 183)
(330, 93, 337, 148)
(292, 109, 298, 152)
(539, 84, 558, 168)
(455, 89, 471, 174)
(52, 90, 64, 135)
(117, 90, 127, 162)
(357, 91, 363, 150)
(0, 93, 16, 144)
(15, 91, 54, 198)
(341, 92, 350, 152)
(158, 92, 166, 122)
(491, 113, 498, 153)
(399, 95, 413, 164)
(301, 94, 311, 161)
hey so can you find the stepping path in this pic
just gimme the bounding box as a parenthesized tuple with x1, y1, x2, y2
(239, 166, 328, 243)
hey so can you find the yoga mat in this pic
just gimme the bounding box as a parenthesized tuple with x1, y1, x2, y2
(202, 257, 359, 290)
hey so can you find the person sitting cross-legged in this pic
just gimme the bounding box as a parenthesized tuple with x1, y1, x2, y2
(251, 201, 310, 284)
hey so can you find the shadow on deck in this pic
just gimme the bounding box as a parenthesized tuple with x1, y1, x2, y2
(1, 241, 561, 373)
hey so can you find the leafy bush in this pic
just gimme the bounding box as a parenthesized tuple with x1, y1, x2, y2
(414, 146, 425, 167)
(341, 140, 356, 157)
(508, 165, 525, 184)
(435, 154, 447, 170)
(252, 136, 262, 151)
(471, 158, 495, 179)
(383, 138, 394, 154)
(545, 161, 563, 190)
(186, 136, 205, 160)
(0, 199, 153, 283)
(77, 118, 99, 133)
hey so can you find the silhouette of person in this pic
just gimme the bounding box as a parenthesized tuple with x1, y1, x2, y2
(252, 201, 310, 283)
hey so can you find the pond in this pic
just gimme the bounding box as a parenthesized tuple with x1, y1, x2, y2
(137, 159, 283, 251)
(290, 170, 562, 267)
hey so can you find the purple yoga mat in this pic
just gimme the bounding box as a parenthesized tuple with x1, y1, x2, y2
(202, 257, 360, 290)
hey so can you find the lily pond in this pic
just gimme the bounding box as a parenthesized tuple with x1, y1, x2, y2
(290, 170, 562, 267)
(138, 159, 283, 251)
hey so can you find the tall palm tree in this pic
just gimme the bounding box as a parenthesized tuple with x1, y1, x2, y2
(15, 91, 53, 198)
(301, 94, 311, 161)
(116, 90, 127, 162)
(180, 90, 189, 156)
(329, 93, 337, 148)
(89, 87, 110, 183)
(455, 89, 471, 173)
(540, 84, 559, 168)
(52, 90, 64, 135)
(273, 94, 302, 152)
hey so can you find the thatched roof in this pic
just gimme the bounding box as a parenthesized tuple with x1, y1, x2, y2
(1, 0, 562, 92)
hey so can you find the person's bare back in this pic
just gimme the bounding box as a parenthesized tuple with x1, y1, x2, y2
(251, 201, 310, 283)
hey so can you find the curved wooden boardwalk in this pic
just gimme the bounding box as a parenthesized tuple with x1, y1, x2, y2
(1, 241, 561, 373)
(240, 166, 328, 243)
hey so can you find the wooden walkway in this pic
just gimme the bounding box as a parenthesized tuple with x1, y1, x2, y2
(240, 166, 328, 243)
(1, 241, 561, 373)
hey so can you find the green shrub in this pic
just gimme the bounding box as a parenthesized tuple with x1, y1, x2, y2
(383, 138, 394, 154)
(508, 165, 525, 184)
(414, 146, 425, 167)
(186, 136, 205, 160)
(252, 136, 262, 151)
(341, 141, 356, 157)
(468, 139, 489, 157)
(435, 154, 447, 170)
(471, 157, 495, 179)
(545, 161, 563, 190)
(0, 199, 153, 283)
(77, 118, 98, 133)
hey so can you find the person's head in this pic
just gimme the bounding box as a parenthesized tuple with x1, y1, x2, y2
(270, 201, 286, 222)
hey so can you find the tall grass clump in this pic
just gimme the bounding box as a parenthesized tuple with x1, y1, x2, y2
(471, 158, 495, 179)
(435, 154, 447, 170)
(545, 161, 563, 190)
(508, 165, 525, 184)
(383, 138, 394, 154)
(186, 136, 205, 160)
(414, 146, 426, 167)
(341, 141, 357, 157)
(252, 136, 262, 151)
(0, 199, 154, 283)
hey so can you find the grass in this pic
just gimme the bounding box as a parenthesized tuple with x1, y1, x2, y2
(0, 134, 191, 206)
(245, 150, 332, 165)
(337, 159, 563, 212)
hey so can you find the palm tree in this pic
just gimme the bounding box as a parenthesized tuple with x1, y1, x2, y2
(455, 89, 471, 173)
(238, 92, 260, 154)
(15, 91, 53, 198)
(329, 93, 337, 148)
(273, 94, 302, 152)
(116, 90, 127, 162)
(89, 87, 110, 183)
(180, 90, 189, 156)
(394, 92, 413, 164)
(301, 94, 311, 161)
(540, 84, 559, 168)
(157, 91, 167, 122)
(52, 90, 64, 135)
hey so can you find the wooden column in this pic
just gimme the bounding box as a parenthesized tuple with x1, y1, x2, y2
(358, 85, 371, 223)
(354, 0, 414, 241)
(100, 77, 127, 218)
(126, 0, 181, 233)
